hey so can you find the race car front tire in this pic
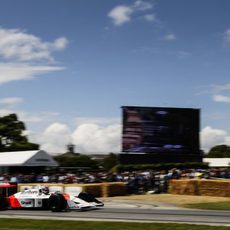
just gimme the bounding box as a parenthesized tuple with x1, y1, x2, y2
(0, 196, 9, 210)
(48, 193, 67, 212)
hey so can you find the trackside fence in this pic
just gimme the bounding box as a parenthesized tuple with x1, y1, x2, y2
(18, 180, 230, 197)
(18, 182, 127, 197)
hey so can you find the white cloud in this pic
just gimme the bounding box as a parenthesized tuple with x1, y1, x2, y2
(25, 118, 121, 155)
(21, 111, 60, 123)
(52, 37, 69, 50)
(212, 83, 230, 93)
(133, 0, 153, 11)
(144, 14, 156, 22)
(108, 1, 154, 26)
(196, 83, 230, 101)
(0, 28, 68, 62)
(39, 123, 72, 154)
(74, 117, 120, 126)
(0, 97, 23, 106)
(213, 94, 230, 103)
(0, 108, 45, 124)
(0, 27, 68, 85)
(225, 136, 230, 146)
(163, 33, 177, 41)
(108, 5, 133, 26)
(0, 107, 60, 127)
(201, 126, 230, 152)
(223, 29, 230, 44)
(0, 108, 16, 117)
(72, 123, 121, 153)
(0, 63, 64, 85)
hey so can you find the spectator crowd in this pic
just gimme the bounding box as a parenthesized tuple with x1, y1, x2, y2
(1, 167, 230, 194)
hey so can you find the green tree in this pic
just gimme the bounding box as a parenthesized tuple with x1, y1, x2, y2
(54, 154, 99, 169)
(0, 113, 39, 152)
(101, 153, 118, 170)
(206, 145, 230, 158)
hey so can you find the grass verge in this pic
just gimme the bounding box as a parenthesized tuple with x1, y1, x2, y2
(103, 194, 230, 210)
(0, 219, 229, 230)
(104, 194, 230, 205)
(185, 201, 230, 210)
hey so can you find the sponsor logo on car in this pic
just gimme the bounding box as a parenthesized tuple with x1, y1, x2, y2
(20, 199, 33, 207)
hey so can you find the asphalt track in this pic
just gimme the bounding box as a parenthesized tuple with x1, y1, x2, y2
(0, 200, 230, 226)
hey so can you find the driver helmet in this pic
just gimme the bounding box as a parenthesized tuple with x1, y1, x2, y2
(41, 186, 49, 195)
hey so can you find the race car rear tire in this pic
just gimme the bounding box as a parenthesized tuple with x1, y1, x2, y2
(48, 193, 67, 212)
(0, 196, 9, 210)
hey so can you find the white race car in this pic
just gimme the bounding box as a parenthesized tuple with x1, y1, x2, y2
(7, 186, 104, 212)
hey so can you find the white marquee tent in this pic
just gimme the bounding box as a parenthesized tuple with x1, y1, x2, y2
(0, 150, 58, 168)
(203, 158, 230, 167)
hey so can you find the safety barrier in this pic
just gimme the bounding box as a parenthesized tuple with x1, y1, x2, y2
(18, 182, 127, 197)
(18, 180, 230, 197)
(169, 179, 230, 197)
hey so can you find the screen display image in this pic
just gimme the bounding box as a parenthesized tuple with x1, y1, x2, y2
(122, 106, 200, 154)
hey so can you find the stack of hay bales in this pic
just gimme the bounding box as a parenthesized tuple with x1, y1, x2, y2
(169, 179, 230, 197)
(169, 179, 198, 195)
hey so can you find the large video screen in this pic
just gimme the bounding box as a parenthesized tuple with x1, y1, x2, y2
(122, 106, 200, 154)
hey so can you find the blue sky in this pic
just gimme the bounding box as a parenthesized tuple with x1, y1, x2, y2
(0, 0, 230, 154)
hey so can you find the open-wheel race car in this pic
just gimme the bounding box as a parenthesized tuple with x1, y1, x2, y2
(0, 183, 104, 212)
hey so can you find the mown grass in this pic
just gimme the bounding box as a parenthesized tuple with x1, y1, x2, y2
(0, 219, 229, 230)
(185, 201, 230, 210)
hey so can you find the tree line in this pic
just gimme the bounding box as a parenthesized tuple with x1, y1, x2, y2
(0, 113, 39, 152)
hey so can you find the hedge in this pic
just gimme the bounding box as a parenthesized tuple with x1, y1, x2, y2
(113, 162, 209, 172)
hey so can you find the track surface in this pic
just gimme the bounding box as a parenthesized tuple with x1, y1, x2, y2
(0, 200, 230, 226)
